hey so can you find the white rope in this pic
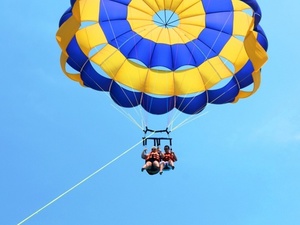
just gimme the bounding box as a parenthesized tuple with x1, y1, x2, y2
(172, 111, 209, 132)
(167, 10, 234, 128)
(17, 133, 154, 225)
(111, 104, 144, 131)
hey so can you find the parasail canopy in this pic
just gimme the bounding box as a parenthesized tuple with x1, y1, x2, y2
(56, 0, 268, 115)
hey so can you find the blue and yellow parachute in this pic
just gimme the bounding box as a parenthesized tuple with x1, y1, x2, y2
(56, 0, 268, 115)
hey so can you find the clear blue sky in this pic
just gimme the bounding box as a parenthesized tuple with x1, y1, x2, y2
(1, 1, 300, 225)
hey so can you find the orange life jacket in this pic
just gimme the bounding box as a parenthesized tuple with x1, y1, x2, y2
(162, 152, 175, 162)
(146, 151, 161, 162)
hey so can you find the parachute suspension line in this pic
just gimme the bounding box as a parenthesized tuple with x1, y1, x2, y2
(63, 28, 147, 137)
(170, 69, 259, 132)
(85, 0, 147, 130)
(168, 71, 247, 131)
(172, 72, 257, 132)
(76, 29, 152, 131)
(122, 34, 150, 129)
(63, 41, 144, 130)
(17, 133, 155, 225)
(78, 68, 143, 131)
(99, 1, 146, 126)
(206, 11, 233, 65)
(139, 66, 154, 129)
(110, 83, 144, 127)
(106, 17, 152, 128)
(172, 111, 209, 132)
(165, 29, 195, 130)
(170, 75, 247, 132)
(167, 11, 235, 130)
(115, 33, 150, 129)
(209, 72, 253, 104)
(101, 1, 120, 49)
(111, 104, 144, 131)
(196, 8, 251, 105)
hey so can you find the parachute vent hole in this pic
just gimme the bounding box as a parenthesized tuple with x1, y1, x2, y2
(153, 10, 180, 28)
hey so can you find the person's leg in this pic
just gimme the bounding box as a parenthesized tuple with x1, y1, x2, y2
(150, 161, 161, 175)
(153, 161, 160, 169)
(141, 161, 152, 171)
(168, 160, 175, 169)
(159, 162, 165, 175)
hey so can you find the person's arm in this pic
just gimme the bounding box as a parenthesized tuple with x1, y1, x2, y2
(172, 152, 178, 161)
(160, 152, 165, 161)
(141, 149, 147, 159)
(157, 147, 163, 159)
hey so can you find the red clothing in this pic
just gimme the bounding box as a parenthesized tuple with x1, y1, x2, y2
(162, 152, 176, 162)
(146, 151, 161, 162)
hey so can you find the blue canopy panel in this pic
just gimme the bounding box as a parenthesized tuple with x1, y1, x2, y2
(205, 12, 234, 35)
(208, 78, 240, 104)
(59, 7, 72, 27)
(100, 0, 129, 22)
(70, 0, 76, 7)
(66, 36, 88, 71)
(202, 0, 234, 14)
(100, 20, 132, 45)
(127, 39, 156, 68)
(110, 82, 141, 107)
(141, 95, 175, 115)
(256, 25, 268, 51)
(57, 0, 268, 116)
(98, 0, 230, 70)
(198, 28, 231, 56)
(235, 61, 255, 89)
(109, 84, 210, 115)
(176, 93, 208, 114)
(81, 61, 111, 91)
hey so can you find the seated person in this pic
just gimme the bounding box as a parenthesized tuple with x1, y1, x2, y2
(159, 145, 177, 175)
(141, 146, 162, 175)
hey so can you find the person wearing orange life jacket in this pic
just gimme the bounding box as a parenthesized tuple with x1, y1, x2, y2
(159, 145, 177, 175)
(141, 146, 163, 175)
